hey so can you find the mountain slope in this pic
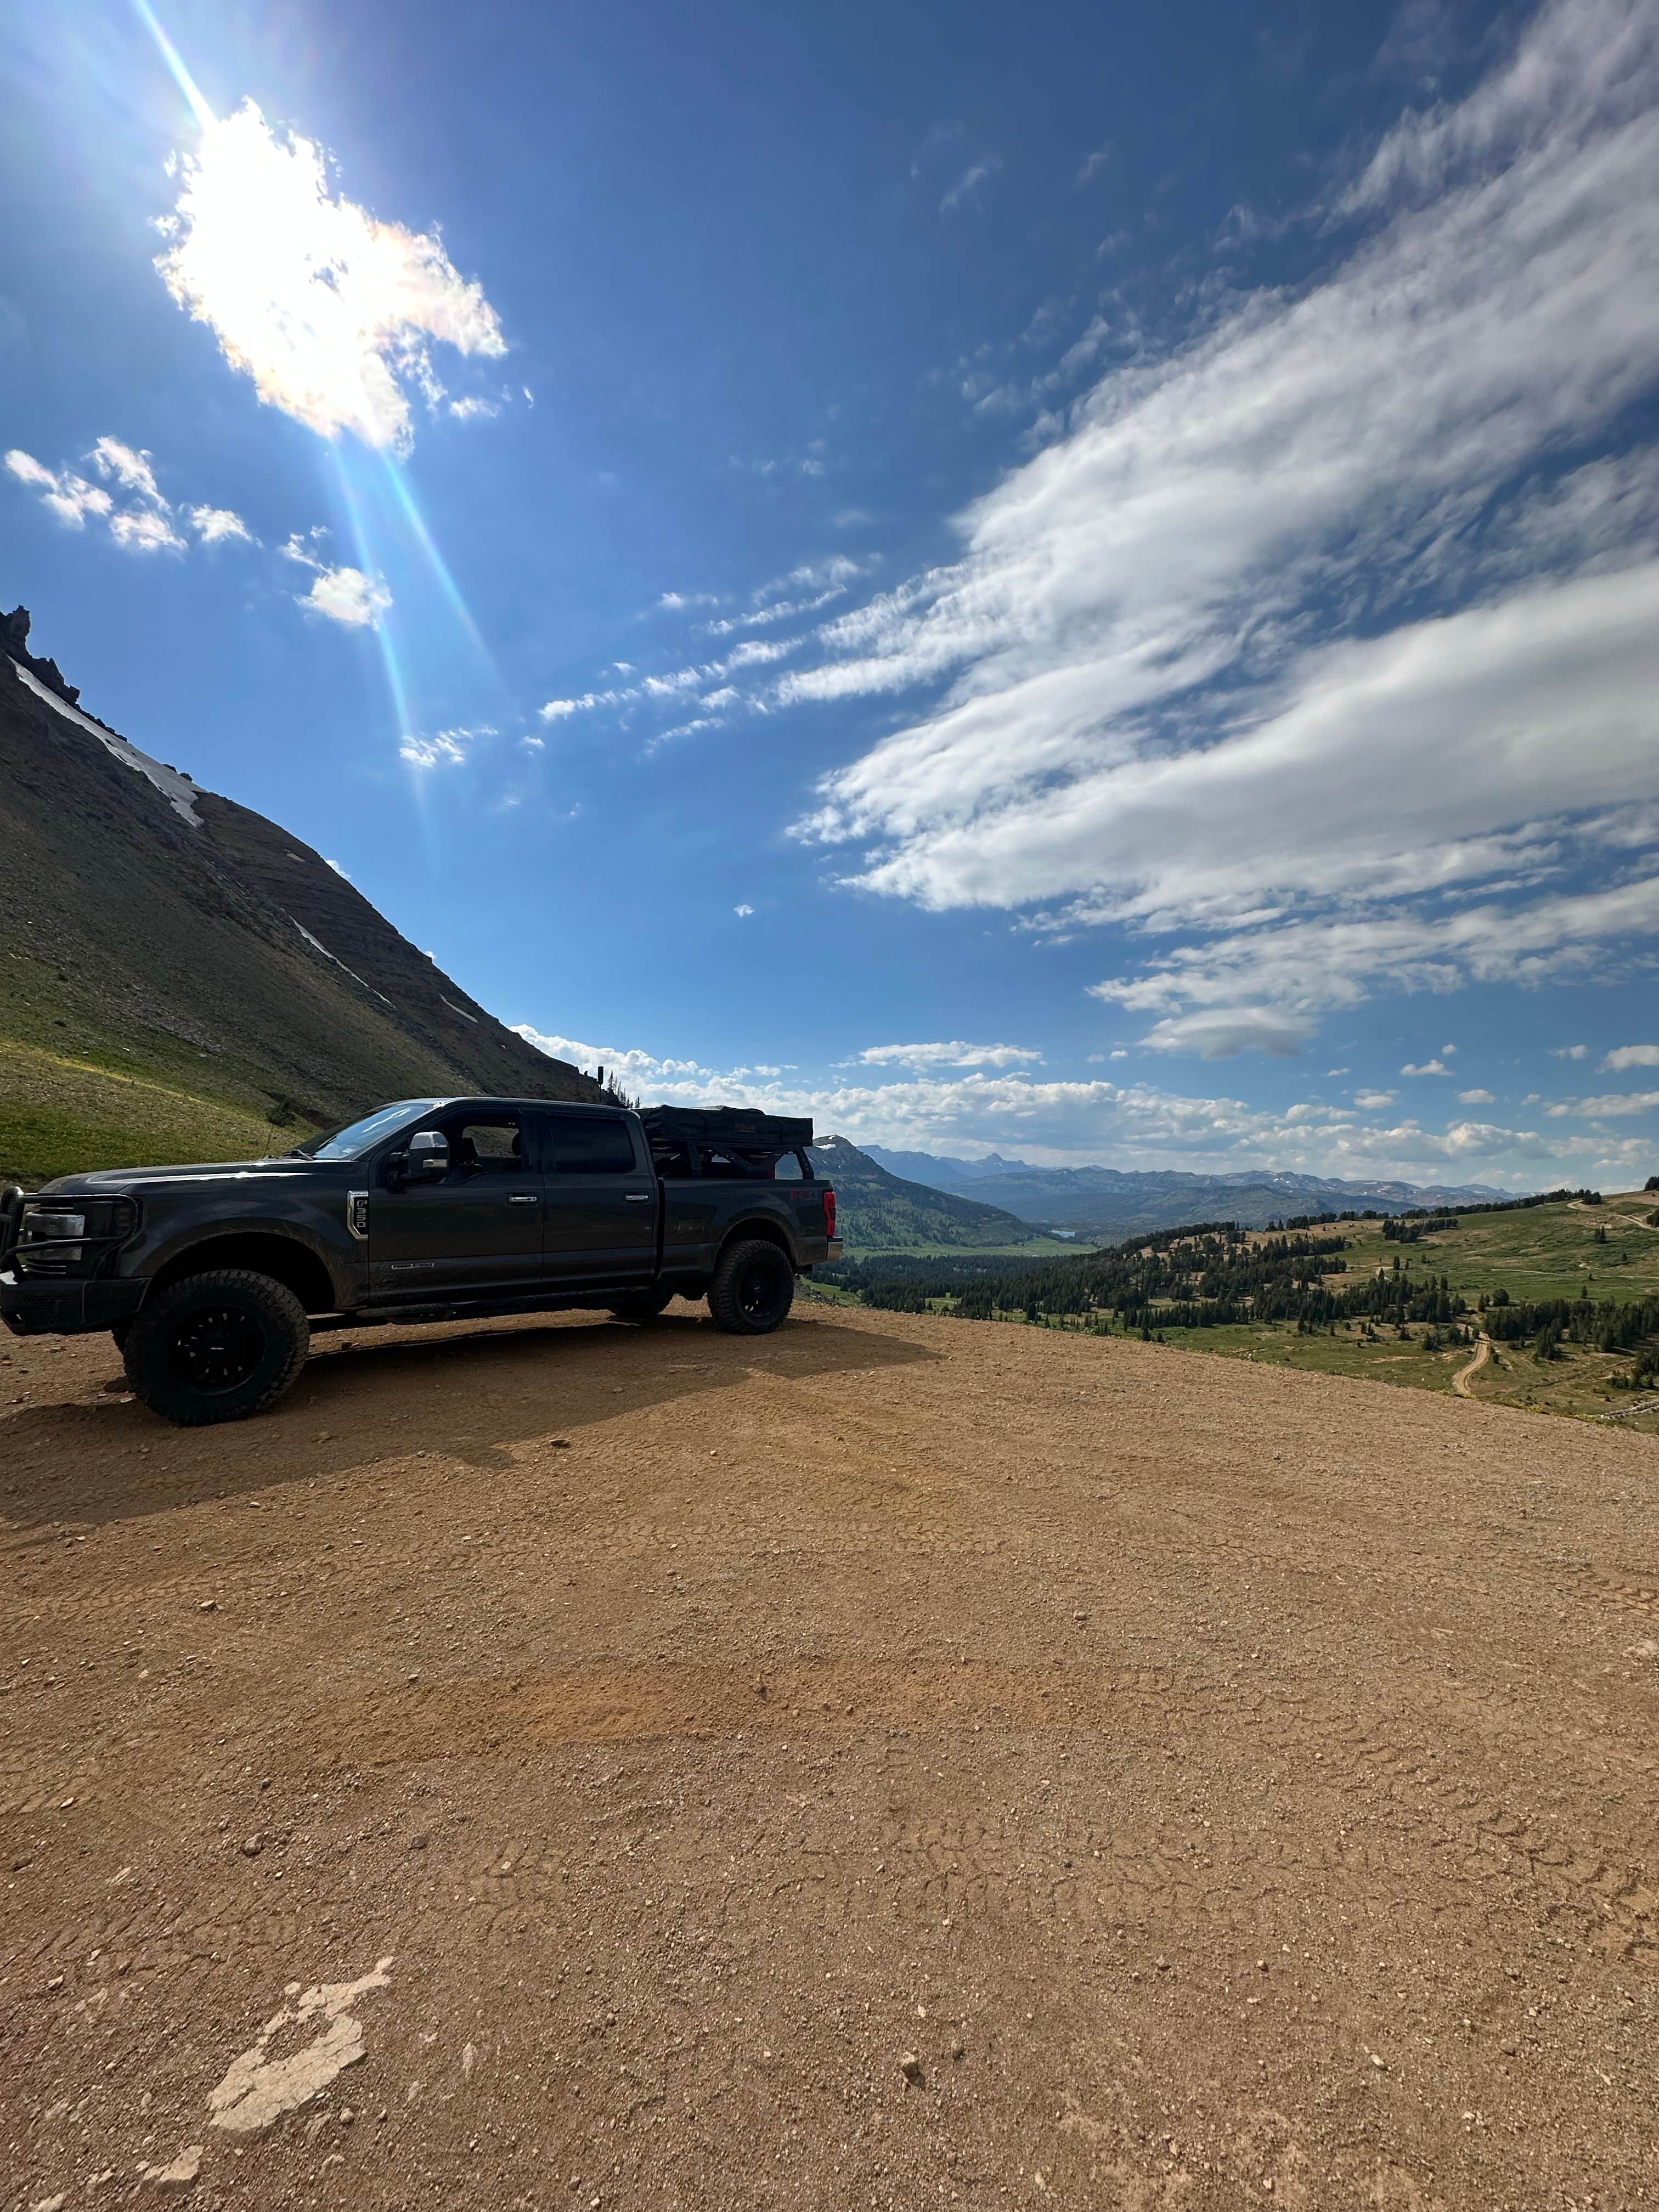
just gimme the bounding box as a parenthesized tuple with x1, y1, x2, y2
(806, 1135, 1042, 1250)
(863, 1147, 1510, 1236)
(1, 613, 597, 1180)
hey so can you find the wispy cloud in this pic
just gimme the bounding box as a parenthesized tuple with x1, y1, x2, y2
(399, 722, 496, 769)
(941, 154, 1002, 216)
(5, 448, 112, 528)
(1545, 1089, 1659, 1118)
(780, 0, 1659, 1052)
(156, 100, 506, 451)
(184, 503, 255, 545)
(108, 507, 186, 554)
(853, 1041, 1045, 1069)
(88, 436, 163, 503)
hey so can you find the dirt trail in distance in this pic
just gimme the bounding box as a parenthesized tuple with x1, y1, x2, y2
(3, 1300, 1658, 2209)
(1452, 1330, 1492, 1396)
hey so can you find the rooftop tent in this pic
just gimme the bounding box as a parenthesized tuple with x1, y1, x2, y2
(637, 1105, 815, 1180)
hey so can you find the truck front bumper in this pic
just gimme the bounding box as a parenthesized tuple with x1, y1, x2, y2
(0, 1268, 148, 1338)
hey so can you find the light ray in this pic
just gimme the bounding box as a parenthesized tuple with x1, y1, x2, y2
(374, 452, 500, 680)
(323, 445, 413, 750)
(131, 0, 216, 131)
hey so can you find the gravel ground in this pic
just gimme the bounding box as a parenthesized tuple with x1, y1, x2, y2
(2, 1299, 1657, 2210)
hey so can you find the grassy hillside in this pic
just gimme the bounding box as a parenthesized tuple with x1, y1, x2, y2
(2, 636, 599, 1182)
(0, 1036, 287, 1184)
(821, 1189, 1659, 1432)
(808, 1135, 1071, 1251)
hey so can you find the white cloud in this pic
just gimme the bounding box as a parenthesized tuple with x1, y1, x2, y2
(301, 565, 391, 628)
(399, 721, 495, 769)
(1137, 1008, 1313, 1059)
(511, 1025, 1650, 1186)
(941, 155, 1002, 215)
(1552, 1043, 1590, 1059)
(733, 903, 754, 917)
(781, 0, 1659, 1042)
(1546, 1090, 1659, 1118)
(447, 395, 501, 421)
(853, 1041, 1045, 1069)
(6, 447, 114, 527)
(1088, 871, 1659, 1042)
(88, 436, 163, 502)
(108, 506, 186, 554)
(155, 100, 506, 452)
(8, 438, 257, 559)
(281, 528, 392, 628)
(1603, 1043, 1659, 1070)
(1355, 1089, 1397, 1108)
(184, 503, 254, 544)
(1458, 1087, 1496, 1104)
(1075, 146, 1111, 187)
(1402, 1058, 1453, 1077)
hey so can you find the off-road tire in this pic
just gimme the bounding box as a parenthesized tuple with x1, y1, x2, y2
(608, 1289, 674, 1323)
(123, 1268, 310, 1426)
(708, 1239, 795, 1335)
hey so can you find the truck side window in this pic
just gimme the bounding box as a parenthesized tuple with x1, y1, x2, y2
(548, 1114, 637, 1175)
(445, 1115, 525, 1174)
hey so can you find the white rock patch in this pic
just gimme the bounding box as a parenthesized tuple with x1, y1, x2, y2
(207, 1957, 393, 2134)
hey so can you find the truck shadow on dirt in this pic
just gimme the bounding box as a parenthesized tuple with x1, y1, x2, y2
(2, 1311, 934, 1532)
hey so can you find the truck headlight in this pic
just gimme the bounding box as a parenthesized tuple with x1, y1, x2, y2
(18, 1197, 138, 1274)
(24, 1209, 88, 1240)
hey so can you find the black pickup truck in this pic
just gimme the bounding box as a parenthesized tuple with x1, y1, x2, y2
(1, 1099, 840, 1426)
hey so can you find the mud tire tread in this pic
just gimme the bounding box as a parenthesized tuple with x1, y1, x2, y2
(708, 1238, 795, 1336)
(122, 1268, 310, 1427)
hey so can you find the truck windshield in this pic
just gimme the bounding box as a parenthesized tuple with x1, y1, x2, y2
(291, 1101, 446, 1162)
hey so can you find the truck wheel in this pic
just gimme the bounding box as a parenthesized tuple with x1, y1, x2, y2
(608, 1289, 674, 1323)
(122, 1269, 310, 1426)
(708, 1239, 794, 1335)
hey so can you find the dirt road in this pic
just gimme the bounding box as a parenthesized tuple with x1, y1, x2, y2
(3, 1301, 1657, 2209)
(1452, 1332, 1491, 1397)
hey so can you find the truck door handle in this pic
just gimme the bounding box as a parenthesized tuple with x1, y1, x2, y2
(507, 1193, 539, 1205)
(624, 1192, 652, 1203)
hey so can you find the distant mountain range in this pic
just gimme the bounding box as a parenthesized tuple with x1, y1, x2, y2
(861, 1146, 1511, 1241)
(808, 1136, 1046, 1250)
(2, 608, 598, 1180)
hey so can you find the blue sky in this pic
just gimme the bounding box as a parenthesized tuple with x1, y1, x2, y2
(5, 0, 1659, 1188)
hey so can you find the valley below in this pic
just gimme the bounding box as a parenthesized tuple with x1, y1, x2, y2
(4, 1299, 1657, 2208)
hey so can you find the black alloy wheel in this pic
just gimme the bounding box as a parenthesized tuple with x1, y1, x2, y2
(123, 1268, 311, 1426)
(166, 1303, 268, 1395)
(708, 1238, 795, 1335)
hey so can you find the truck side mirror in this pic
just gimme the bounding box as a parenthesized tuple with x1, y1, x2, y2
(409, 1130, 450, 1180)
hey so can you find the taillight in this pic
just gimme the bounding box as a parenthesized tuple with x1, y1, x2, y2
(823, 1186, 837, 1238)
